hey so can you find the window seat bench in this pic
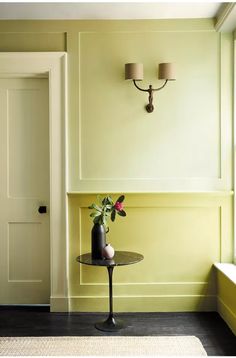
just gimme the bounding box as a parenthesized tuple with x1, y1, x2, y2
(214, 263, 236, 336)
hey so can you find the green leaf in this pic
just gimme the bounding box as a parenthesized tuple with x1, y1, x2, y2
(89, 203, 98, 210)
(111, 210, 116, 222)
(93, 204, 102, 212)
(107, 196, 113, 204)
(117, 195, 125, 203)
(90, 212, 100, 218)
(102, 197, 109, 205)
(117, 210, 126, 217)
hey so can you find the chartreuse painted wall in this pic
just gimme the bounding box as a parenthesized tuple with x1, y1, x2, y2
(69, 193, 233, 312)
(0, 19, 234, 313)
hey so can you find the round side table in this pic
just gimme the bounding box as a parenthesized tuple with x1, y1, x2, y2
(76, 251, 143, 332)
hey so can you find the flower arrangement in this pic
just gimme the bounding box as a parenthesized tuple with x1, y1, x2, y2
(89, 195, 126, 230)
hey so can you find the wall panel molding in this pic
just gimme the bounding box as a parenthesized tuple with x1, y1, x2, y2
(72, 31, 233, 192)
(69, 295, 217, 312)
(69, 193, 233, 312)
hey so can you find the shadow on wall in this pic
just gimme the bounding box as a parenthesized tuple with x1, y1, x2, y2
(197, 266, 217, 311)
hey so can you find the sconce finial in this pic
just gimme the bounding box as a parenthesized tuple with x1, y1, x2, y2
(125, 62, 176, 113)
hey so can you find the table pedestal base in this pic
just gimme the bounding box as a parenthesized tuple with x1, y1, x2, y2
(95, 316, 125, 332)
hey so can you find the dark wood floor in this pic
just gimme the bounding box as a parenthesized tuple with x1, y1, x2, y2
(0, 307, 236, 356)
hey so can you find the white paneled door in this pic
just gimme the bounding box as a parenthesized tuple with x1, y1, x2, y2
(0, 78, 50, 304)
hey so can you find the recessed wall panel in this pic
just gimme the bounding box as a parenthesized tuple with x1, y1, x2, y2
(79, 31, 220, 181)
(80, 206, 220, 284)
(69, 193, 233, 311)
(8, 222, 46, 281)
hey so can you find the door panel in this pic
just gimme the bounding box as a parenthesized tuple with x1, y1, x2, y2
(0, 78, 50, 304)
(8, 84, 49, 198)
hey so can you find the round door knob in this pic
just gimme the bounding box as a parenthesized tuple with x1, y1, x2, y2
(38, 206, 47, 214)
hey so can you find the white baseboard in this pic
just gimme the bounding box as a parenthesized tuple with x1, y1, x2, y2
(50, 297, 69, 312)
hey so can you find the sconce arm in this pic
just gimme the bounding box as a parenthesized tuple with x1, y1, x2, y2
(132, 79, 169, 113)
(133, 80, 149, 92)
(133, 79, 169, 92)
(152, 79, 168, 91)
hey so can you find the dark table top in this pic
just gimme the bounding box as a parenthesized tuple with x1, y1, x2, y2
(76, 251, 144, 267)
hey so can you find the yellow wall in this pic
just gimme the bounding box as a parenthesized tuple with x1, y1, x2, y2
(69, 193, 233, 312)
(0, 19, 233, 312)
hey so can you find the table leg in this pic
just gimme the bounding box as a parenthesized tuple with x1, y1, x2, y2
(95, 266, 125, 332)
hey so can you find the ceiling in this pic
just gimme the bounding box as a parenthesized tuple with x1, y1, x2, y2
(0, 2, 223, 20)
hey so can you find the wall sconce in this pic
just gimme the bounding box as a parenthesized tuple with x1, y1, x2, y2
(125, 62, 176, 113)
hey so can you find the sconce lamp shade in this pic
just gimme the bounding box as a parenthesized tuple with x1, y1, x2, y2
(125, 63, 143, 81)
(158, 63, 176, 80)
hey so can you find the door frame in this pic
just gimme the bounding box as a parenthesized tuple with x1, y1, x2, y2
(0, 52, 68, 311)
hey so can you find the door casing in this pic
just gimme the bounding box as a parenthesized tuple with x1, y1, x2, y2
(0, 52, 68, 311)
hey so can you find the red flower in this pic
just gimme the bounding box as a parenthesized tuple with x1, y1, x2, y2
(114, 201, 124, 211)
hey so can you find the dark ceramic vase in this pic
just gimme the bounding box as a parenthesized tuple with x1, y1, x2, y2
(91, 223, 106, 259)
